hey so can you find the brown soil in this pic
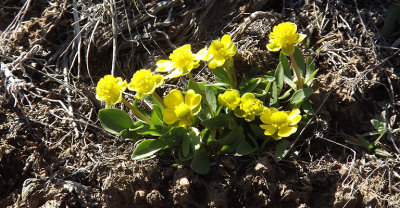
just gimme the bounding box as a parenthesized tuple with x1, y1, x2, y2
(1, 0, 400, 207)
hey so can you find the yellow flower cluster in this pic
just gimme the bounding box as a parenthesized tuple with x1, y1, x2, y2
(260, 108, 301, 139)
(162, 89, 202, 127)
(156, 44, 202, 79)
(266, 22, 306, 56)
(202, 34, 237, 69)
(128, 69, 164, 99)
(96, 75, 127, 108)
(218, 89, 240, 110)
(234, 93, 265, 122)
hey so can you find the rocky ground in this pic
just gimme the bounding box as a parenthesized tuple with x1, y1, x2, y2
(1, 0, 400, 207)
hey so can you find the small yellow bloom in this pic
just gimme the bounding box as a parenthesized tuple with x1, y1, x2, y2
(218, 90, 240, 110)
(266, 22, 306, 56)
(156, 44, 202, 79)
(96, 75, 127, 108)
(234, 93, 265, 122)
(259, 108, 301, 140)
(203, 34, 237, 69)
(162, 89, 201, 127)
(128, 69, 164, 99)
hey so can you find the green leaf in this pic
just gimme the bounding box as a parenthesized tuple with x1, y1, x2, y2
(220, 145, 231, 152)
(131, 139, 167, 160)
(274, 63, 284, 95)
(250, 124, 270, 140)
(120, 129, 141, 141)
(190, 149, 210, 174)
(270, 83, 278, 106)
(221, 127, 243, 145)
(188, 81, 207, 94)
(159, 127, 187, 146)
(150, 93, 164, 110)
(150, 105, 164, 126)
(371, 119, 381, 130)
(278, 89, 293, 100)
(293, 47, 306, 76)
(201, 114, 231, 128)
(236, 140, 256, 156)
(279, 52, 291, 78)
(239, 78, 261, 94)
(212, 67, 231, 85)
(305, 57, 315, 82)
(137, 125, 165, 136)
(302, 99, 314, 114)
(188, 127, 202, 152)
(346, 135, 373, 151)
(274, 139, 291, 163)
(304, 69, 319, 86)
(181, 136, 191, 158)
(99, 109, 134, 135)
(205, 86, 217, 113)
(381, 4, 400, 37)
(290, 88, 313, 106)
(197, 103, 212, 121)
(374, 148, 392, 158)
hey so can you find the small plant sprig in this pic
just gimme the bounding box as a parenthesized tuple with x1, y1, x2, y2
(96, 22, 318, 173)
(346, 102, 400, 158)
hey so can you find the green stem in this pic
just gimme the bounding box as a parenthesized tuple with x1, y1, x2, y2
(226, 66, 237, 89)
(121, 98, 152, 124)
(152, 92, 166, 108)
(188, 73, 215, 117)
(289, 54, 303, 89)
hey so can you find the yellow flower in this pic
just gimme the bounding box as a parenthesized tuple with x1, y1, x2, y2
(162, 89, 201, 127)
(266, 22, 306, 56)
(128, 69, 164, 99)
(218, 89, 240, 110)
(203, 34, 237, 69)
(96, 75, 127, 108)
(156, 44, 201, 79)
(259, 108, 301, 140)
(234, 93, 265, 122)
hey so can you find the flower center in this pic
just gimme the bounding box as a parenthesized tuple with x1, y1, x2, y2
(271, 112, 289, 126)
(175, 103, 191, 119)
(224, 91, 237, 103)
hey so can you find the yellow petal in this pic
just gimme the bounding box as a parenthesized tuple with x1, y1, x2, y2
(178, 116, 193, 127)
(162, 108, 178, 124)
(191, 103, 201, 115)
(221, 34, 232, 46)
(241, 93, 255, 102)
(154, 75, 164, 87)
(134, 92, 146, 99)
(260, 108, 272, 124)
(194, 47, 208, 60)
(156, 60, 174, 72)
(266, 42, 281, 52)
(217, 94, 228, 107)
(208, 54, 225, 69)
(296, 33, 307, 43)
(288, 109, 301, 125)
(278, 125, 297, 137)
(282, 44, 295, 56)
(260, 124, 277, 135)
(165, 69, 184, 79)
(226, 45, 237, 57)
(185, 90, 201, 109)
(164, 89, 184, 109)
(245, 115, 255, 122)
